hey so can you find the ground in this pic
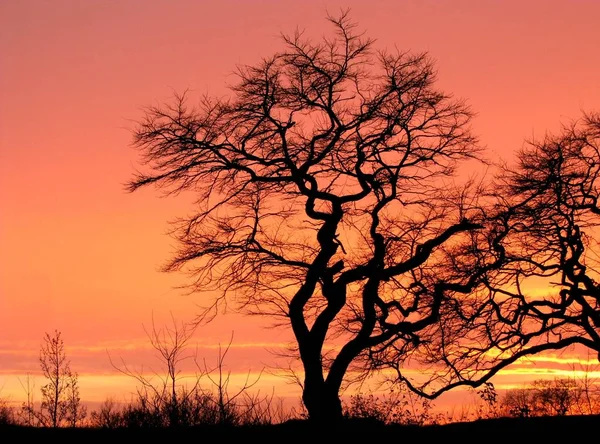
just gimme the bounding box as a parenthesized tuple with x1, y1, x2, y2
(1, 415, 598, 442)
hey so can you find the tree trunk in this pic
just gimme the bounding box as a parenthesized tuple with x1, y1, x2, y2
(302, 378, 343, 423)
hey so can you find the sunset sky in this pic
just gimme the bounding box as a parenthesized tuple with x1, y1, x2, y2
(1, 0, 600, 412)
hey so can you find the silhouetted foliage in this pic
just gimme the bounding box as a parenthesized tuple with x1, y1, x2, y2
(0, 397, 16, 426)
(501, 388, 533, 418)
(17, 374, 37, 426)
(20, 331, 86, 427)
(514, 113, 600, 351)
(473, 382, 499, 420)
(571, 357, 600, 415)
(483, 112, 600, 361)
(127, 10, 511, 422)
(4, 414, 600, 439)
(500, 377, 600, 418)
(397, 112, 600, 401)
(110, 315, 206, 428)
(343, 386, 438, 425)
(89, 397, 125, 429)
(107, 317, 289, 428)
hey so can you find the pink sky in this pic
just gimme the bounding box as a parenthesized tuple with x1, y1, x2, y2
(1, 0, 599, 410)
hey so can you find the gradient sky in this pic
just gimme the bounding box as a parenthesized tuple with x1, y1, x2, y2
(1, 0, 600, 411)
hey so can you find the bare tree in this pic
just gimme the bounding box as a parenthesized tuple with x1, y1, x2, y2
(395, 112, 600, 402)
(501, 388, 533, 418)
(39, 330, 71, 427)
(458, 112, 600, 374)
(21, 331, 86, 427)
(531, 378, 581, 416)
(500, 377, 592, 418)
(489, 112, 600, 356)
(127, 11, 506, 421)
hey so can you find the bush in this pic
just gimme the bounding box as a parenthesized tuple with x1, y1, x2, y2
(0, 398, 17, 426)
(342, 388, 438, 425)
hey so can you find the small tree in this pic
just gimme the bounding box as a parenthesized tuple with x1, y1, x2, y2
(501, 378, 586, 417)
(500, 388, 533, 418)
(531, 378, 581, 417)
(22, 330, 86, 427)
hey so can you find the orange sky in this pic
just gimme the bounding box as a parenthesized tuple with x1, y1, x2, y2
(1, 0, 600, 412)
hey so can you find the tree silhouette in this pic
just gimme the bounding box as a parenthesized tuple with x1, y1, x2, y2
(495, 112, 600, 358)
(21, 330, 86, 427)
(449, 112, 600, 378)
(407, 113, 600, 397)
(500, 377, 600, 417)
(399, 112, 600, 401)
(128, 12, 508, 421)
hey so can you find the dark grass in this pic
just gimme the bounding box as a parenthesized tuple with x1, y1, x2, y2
(1, 415, 598, 442)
